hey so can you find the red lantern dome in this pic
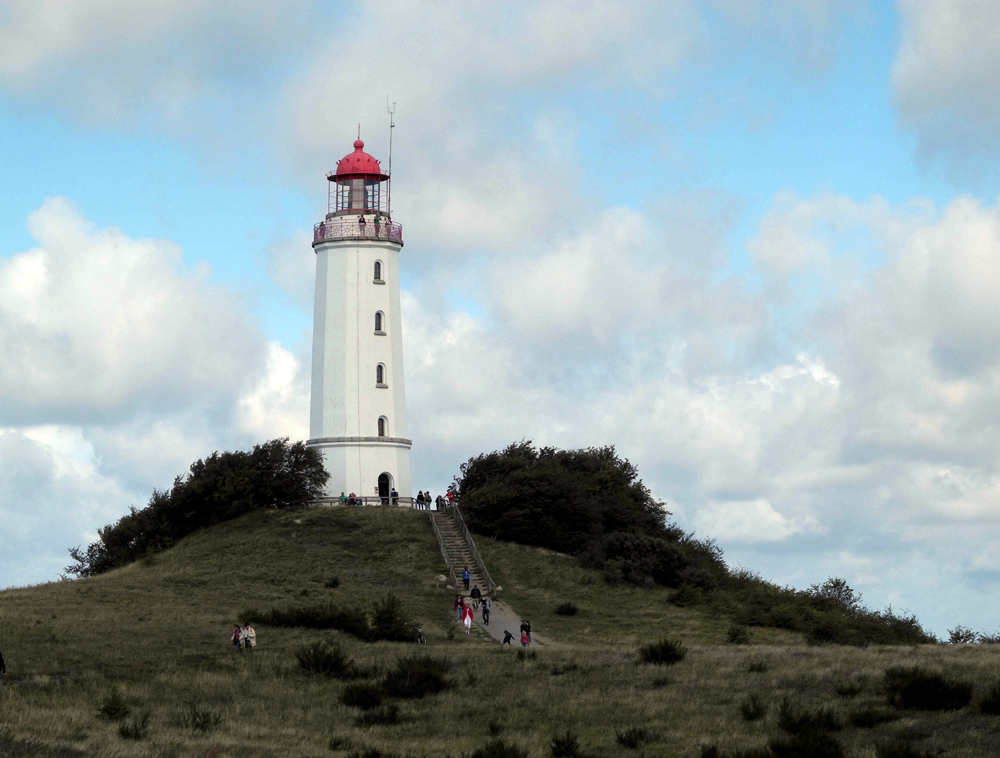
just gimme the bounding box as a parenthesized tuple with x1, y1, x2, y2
(326, 137, 390, 217)
(331, 139, 389, 181)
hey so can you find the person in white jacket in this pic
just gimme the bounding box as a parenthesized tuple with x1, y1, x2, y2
(242, 623, 256, 652)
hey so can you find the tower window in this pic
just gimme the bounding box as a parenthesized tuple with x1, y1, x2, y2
(378, 417, 387, 437)
(374, 261, 383, 282)
(376, 364, 386, 386)
(375, 311, 385, 334)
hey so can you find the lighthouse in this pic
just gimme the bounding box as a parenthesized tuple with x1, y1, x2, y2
(307, 137, 411, 503)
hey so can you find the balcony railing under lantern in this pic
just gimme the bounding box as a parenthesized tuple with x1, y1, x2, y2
(313, 219, 403, 245)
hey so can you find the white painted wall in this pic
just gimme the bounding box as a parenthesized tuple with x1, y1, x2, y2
(307, 220, 411, 498)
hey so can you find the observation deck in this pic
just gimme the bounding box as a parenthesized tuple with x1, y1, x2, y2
(313, 218, 403, 247)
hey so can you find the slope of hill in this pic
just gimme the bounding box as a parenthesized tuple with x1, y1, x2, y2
(1, 507, 998, 758)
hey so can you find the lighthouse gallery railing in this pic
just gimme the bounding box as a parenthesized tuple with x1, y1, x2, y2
(314, 219, 403, 244)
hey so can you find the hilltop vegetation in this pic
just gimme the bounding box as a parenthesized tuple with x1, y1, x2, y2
(457, 442, 933, 647)
(66, 438, 327, 577)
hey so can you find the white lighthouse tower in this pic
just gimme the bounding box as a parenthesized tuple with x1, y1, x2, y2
(307, 136, 411, 503)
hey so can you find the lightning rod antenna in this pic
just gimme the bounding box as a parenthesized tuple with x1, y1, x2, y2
(386, 97, 396, 218)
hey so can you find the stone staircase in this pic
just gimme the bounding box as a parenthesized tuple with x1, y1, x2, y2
(431, 508, 494, 598)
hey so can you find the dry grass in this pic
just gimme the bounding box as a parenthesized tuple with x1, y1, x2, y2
(1, 508, 999, 756)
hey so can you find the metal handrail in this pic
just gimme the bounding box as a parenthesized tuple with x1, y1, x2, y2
(429, 512, 459, 590)
(314, 219, 403, 244)
(451, 505, 497, 597)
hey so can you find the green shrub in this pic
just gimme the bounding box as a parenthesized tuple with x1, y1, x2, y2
(776, 698, 842, 734)
(182, 702, 221, 731)
(99, 685, 130, 720)
(639, 638, 686, 665)
(670, 584, 703, 607)
(982, 681, 1000, 715)
(615, 727, 651, 749)
(117, 712, 150, 741)
(948, 625, 976, 644)
(370, 594, 414, 642)
(383, 656, 449, 699)
(326, 576, 341, 588)
(848, 706, 899, 728)
(884, 667, 973, 711)
(769, 729, 843, 758)
(340, 683, 386, 711)
(247, 603, 372, 639)
(549, 731, 581, 758)
(555, 602, 578, 616)
(727, 623, 751, 644)
(834, 679, 865, 698)
(354, 703, 401, 728)
(328, 735, 351, 751)
(739, 694, 767, 721)
(467, 739, 529, 758)
(295, 641, 357, 679)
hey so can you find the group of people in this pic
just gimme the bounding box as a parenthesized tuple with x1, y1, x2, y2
(338, 492, 364, 506)
(502, 620, 532, 648)
(453, 590, 492, 632)
(230, 622, 257, 652)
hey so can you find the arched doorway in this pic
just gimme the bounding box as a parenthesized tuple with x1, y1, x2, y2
(378, 472, 392, 504)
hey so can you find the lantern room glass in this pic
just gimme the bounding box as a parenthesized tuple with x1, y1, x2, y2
(332, 177, 386, 215)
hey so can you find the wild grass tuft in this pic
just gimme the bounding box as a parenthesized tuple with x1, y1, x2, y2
(727, 623, 751, 644)
(849, 705, 900, 728)
(295, 641, 358, 679)
(467, 739, 529, 758)
(776, 698, 842, 734)
(346, 748, 398, 758)
(701, 746, 770, 758)
(615, 727, 652, 749)
(980, 681, 1000, 715)
(516, 649, 537, 662)
(339, 682, 386, 711)
(834, 679, 865, 698)
(739, 693, 768, 721)
(555, 602, 579, 616)
(382, 655, 449, 699)
(325, 576, 341, 588)
(182, 702, 222, 731)
(746, 658, 769, 673)
(884, 667, 973, 711)
(549, 730, 581, 758)
(99, 685, 130, 720)
(769, 729, 844, 758)
(354, 703, 401, 728)
(117, 712, 150, 741)
(639, 638, 687, 665)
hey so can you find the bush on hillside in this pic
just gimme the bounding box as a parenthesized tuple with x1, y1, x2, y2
(885, 667, 973, 711)
(455, 441, 668, 555)
(382, 656, 449, 699)
(67, 438, 328, 576)
(247, 593, 414, 643)
(639, 638, 686, 665)
(295, 641, 358, 679)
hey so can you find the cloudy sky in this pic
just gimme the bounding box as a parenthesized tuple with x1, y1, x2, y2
(2, 0, 1000, 637)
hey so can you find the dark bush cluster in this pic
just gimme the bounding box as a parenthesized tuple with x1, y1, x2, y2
(555, 603, 578, 616)
(67, 438, 328, 576)
(615, 727, 652, 749)
(639, 638, 687, 665)
(247, 593, 414, 643)
(382, 655, 449, 699)
(294, 642, 361, 679)
(340, 683, 386, 711)
(884, 667, 973, 711)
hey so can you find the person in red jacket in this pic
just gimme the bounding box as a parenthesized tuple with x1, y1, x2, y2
(462, 604, 475, 634)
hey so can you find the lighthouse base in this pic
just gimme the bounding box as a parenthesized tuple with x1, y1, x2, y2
(307, 436, 412, 502)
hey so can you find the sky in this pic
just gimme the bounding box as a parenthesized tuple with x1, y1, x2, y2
(2, 0, 1000, 638)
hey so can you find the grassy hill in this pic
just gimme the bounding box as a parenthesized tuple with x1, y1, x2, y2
(1, 507, 999, 757)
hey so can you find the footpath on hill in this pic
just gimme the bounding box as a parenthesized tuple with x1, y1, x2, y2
(453, 596, 549, 647)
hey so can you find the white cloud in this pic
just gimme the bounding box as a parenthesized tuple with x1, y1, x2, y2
(893, 0, 1000, 177)
(694, 497, 805, 543)
(0, 197, 265, 425)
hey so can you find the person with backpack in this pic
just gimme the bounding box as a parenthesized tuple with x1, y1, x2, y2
(462, 566, 471, 591)
(482, 596, 492, 626)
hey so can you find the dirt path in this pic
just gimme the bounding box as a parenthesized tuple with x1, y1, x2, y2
(458, 598, 549, 647)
